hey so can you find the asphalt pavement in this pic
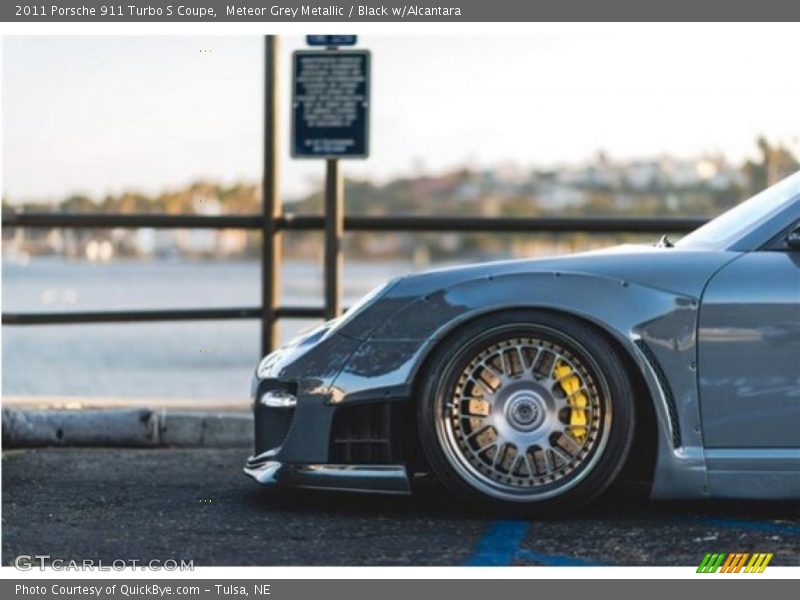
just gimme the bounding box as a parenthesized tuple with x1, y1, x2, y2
(3, 448, 798, 567)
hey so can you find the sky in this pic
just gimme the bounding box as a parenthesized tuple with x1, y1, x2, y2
(2, 25, 800, 204)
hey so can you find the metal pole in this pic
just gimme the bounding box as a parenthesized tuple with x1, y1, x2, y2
(261, 35, 281, 355)
(324, 158, 344, 320)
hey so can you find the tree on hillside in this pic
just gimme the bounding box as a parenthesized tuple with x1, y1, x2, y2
(743, 137, 799, 195)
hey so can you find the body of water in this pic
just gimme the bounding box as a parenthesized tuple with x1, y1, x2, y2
(1, 257, 426, 401)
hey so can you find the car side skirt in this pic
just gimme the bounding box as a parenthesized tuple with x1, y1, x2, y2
(704, 449, 800, 499)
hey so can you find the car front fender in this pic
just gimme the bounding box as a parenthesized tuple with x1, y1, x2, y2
(331, 270, 709, 499)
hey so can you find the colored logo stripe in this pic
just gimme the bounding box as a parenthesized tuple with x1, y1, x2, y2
(745, 553, 773, 573)
(720, 553, 750, 573)
(697, 553, 726, 573)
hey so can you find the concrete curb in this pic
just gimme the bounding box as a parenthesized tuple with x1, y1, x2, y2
(2, 407, 252, 449)
(158, 410, 253, 448)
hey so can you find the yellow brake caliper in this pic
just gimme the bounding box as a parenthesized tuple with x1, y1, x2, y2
(554, 361, 587, 442)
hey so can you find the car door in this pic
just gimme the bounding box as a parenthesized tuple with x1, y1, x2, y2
(697, 246, 800, 448)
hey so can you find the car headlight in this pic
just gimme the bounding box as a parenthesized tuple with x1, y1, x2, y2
(256, 351, 281, 379)
(255, 279, 397, 380)
(328, 279, 397, 334)
(255, 323, 324, 378)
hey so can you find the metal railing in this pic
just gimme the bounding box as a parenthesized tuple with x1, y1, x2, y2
(0, 36, 709, 356)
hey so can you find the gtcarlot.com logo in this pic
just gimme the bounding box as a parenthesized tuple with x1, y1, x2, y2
(13, 555, 193, 571)
(697, 552, 773, 573)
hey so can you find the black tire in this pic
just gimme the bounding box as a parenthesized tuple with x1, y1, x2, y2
(417, 309, 636, 515)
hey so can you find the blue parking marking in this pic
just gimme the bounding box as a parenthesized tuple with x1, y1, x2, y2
(465, 520, 602, 566)
(465, 520, 529, 566)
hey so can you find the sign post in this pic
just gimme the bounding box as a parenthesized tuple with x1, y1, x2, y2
(292, 43, 370, 320)
(324, 158, 343, 319)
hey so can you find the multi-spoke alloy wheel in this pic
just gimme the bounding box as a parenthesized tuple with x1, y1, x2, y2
(441, 335, 607, 498)
(418, 311, 635, 512)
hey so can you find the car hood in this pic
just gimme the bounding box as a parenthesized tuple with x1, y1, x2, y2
(387, 244, 741, 299)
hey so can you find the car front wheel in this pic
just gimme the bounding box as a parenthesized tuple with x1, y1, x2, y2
(417, 310, 636, 514)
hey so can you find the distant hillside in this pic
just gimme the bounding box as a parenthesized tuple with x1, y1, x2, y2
(3, 137, 797, 261)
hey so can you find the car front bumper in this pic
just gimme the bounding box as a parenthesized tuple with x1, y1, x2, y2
(245, 330, 414, 494)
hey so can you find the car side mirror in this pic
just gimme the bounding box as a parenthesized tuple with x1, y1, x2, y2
(786, 225, 800, 250)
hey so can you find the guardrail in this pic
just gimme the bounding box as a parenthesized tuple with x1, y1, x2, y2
(2, 211, 707, 232)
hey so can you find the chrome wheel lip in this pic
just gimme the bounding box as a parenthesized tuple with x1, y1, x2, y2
(434, 323, 613, 503)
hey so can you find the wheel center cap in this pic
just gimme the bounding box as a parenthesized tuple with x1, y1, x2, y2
(505, 391, 546, 432)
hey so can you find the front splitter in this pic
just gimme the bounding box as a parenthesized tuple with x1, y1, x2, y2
(244, 457, 412, 495)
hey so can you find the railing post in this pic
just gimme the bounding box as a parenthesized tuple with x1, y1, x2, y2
(261, 35, 281, 356)
(324, 158, 344, 320)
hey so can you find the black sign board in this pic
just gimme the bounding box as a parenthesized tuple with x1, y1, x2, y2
(292, 50, 370, 159)
(306, 35, 358, 47)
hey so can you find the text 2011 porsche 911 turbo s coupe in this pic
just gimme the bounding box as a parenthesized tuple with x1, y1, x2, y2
(245, 171, 800, 512)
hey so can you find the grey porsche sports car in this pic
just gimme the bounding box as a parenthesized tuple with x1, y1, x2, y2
(245, 171, 800, 512)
